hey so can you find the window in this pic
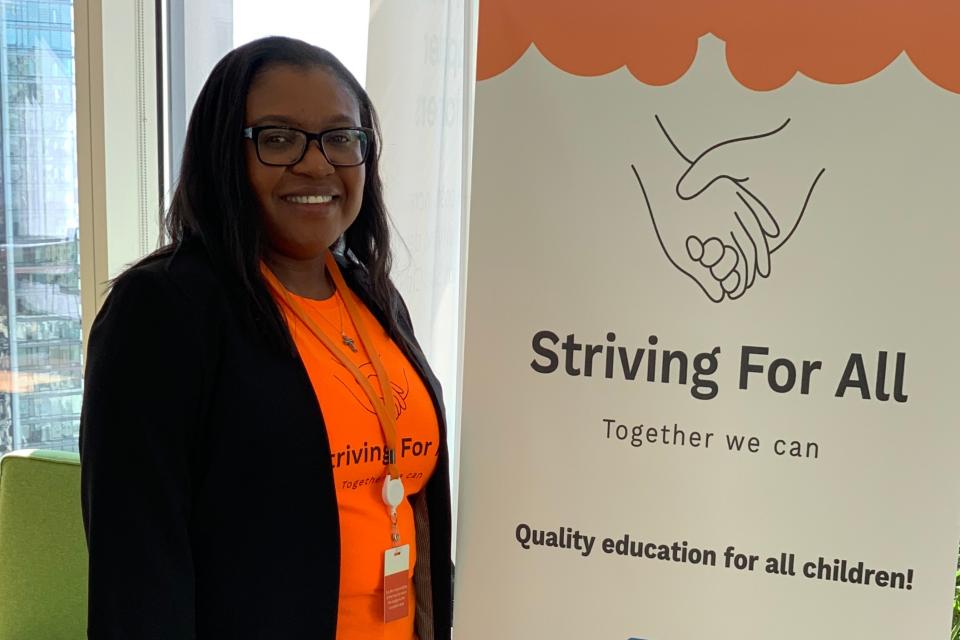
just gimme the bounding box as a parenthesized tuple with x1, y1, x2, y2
(0, 0, 82, 454)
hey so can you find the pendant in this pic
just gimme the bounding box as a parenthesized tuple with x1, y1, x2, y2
(342, 335, 358, 352)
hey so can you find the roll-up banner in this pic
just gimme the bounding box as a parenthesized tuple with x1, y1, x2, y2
(456, 2, 960, 638)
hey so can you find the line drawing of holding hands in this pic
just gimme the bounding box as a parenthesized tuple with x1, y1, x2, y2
(632, 115, 826, 302)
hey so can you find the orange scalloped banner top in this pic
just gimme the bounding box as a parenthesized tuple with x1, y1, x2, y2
(477, 0, 960, 94)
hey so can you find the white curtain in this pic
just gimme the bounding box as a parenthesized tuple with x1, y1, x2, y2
(366, 0, 474, 528)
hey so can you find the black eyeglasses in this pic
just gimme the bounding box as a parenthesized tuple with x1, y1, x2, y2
(242, 125, 374, 167)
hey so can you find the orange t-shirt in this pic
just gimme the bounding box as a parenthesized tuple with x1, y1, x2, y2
(278, 286, 439, 640)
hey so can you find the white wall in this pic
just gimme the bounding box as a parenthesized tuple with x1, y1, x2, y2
(233, 0, 369, 84)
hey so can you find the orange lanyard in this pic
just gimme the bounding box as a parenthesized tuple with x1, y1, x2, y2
(260, 252, 402, 483)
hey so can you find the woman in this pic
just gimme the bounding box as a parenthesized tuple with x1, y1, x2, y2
(80, 36, 452, 640)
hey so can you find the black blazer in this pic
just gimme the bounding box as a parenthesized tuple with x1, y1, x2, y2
(79, 239, 452, 639)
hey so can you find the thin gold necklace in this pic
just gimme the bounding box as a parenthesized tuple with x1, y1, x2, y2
(316, 290, 358, 353)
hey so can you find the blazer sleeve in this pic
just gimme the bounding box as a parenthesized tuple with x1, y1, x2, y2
(80, 267, 209, 639)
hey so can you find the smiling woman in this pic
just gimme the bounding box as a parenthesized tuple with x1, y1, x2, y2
(244, 65, 367, 298)
(79, 36, 452, 640)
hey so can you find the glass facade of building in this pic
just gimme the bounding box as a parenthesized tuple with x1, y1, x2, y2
(0, 0, 81, 454)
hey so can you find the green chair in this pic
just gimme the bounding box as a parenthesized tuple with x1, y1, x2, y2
(0, 449, 87, 639)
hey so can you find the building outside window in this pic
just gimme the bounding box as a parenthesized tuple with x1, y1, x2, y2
(0, 0, 82, 454)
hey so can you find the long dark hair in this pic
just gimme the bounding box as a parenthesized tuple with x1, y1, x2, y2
(162, 36, 395, 347)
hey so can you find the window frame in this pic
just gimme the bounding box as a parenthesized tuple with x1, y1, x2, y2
(75, 0, 161, 347)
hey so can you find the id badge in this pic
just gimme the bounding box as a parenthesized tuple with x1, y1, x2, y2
(383, 544, 410, 623)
